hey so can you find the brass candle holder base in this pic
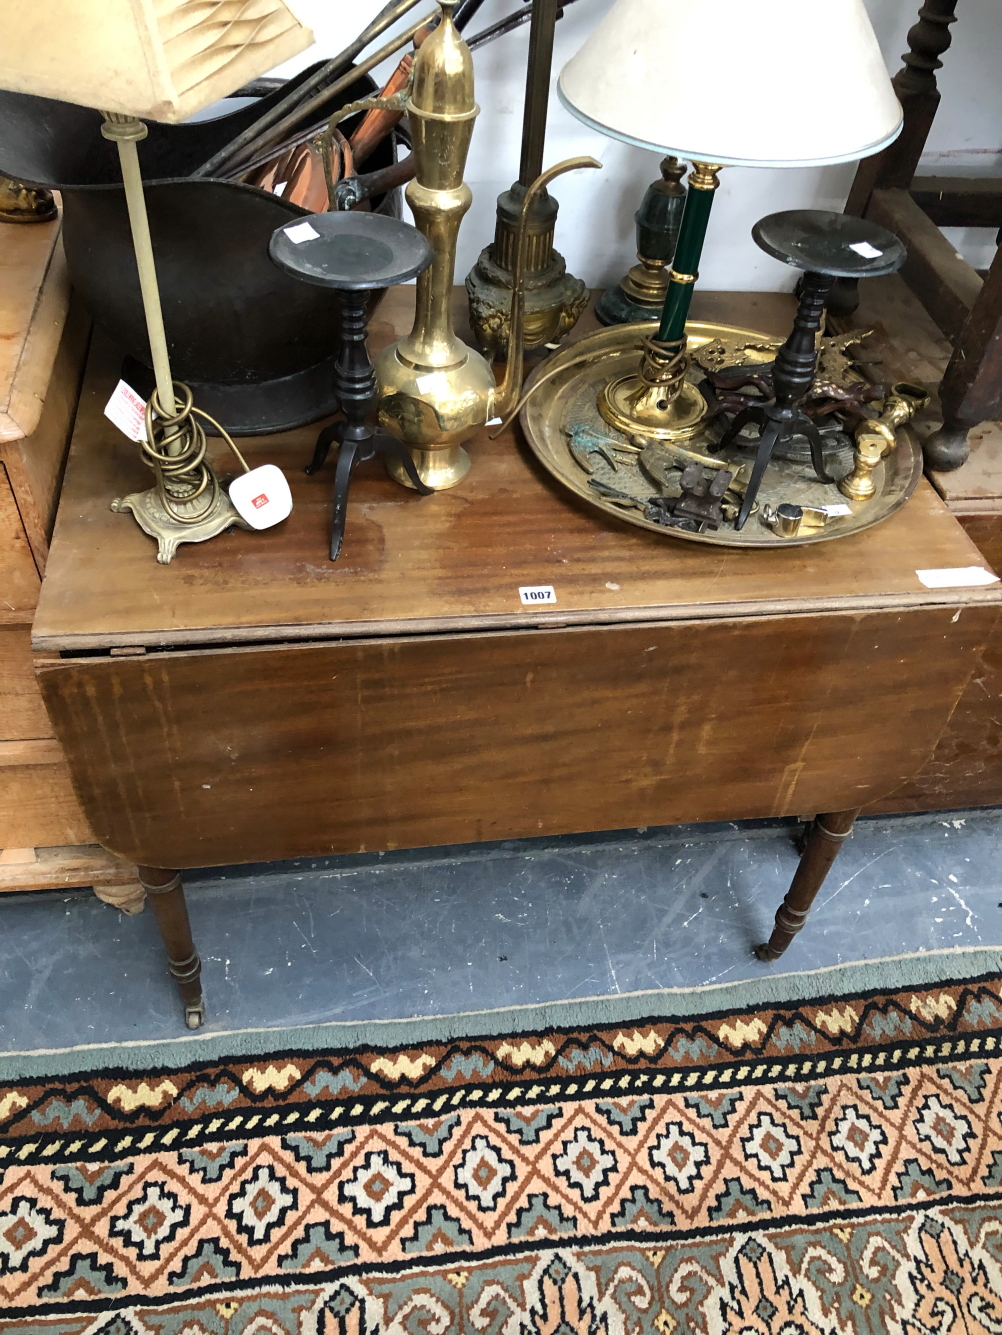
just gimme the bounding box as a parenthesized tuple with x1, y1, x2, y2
(112, 486, 249, 565)
(597, 336, 709, 443)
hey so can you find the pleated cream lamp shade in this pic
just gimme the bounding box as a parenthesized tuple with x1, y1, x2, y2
(558, 0, 902, 168)
(0, 0, 314, 121)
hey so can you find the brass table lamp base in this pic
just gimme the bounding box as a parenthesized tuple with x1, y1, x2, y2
(598, 336, 709, 442)
(112, 487, 248, 566)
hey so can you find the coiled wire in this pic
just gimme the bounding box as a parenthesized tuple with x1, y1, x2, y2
(143, 382, 249, 524)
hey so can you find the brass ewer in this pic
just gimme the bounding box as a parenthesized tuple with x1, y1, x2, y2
(375, 0, 598, 489)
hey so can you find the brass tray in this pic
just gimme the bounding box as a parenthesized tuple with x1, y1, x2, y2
(519, 319, 923, 548)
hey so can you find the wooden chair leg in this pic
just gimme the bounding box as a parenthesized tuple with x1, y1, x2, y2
(139, 866, 205, 1028)
(755, 808, 861, 962)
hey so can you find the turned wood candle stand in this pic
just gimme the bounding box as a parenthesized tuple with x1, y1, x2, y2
(270, 211, 435, 561)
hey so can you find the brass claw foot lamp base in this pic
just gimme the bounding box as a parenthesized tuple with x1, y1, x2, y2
(102, 113, 246, 563)
(0, 171, 57, 223)
(269, 210, 435, 560)
(112, 485, 246, 566)
(712, 210, 906, 529)
(110, 379, 252, 564)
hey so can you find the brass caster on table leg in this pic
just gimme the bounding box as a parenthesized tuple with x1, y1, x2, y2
(185, 1002, 206, 1030)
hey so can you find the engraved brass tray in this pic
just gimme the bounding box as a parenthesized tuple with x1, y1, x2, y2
(519, 320, 922, 547)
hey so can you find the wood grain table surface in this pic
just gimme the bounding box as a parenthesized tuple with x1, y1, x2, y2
(32, 290, 1000, 654)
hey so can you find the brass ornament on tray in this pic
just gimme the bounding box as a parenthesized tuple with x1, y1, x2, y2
(519, 319, 924, 548)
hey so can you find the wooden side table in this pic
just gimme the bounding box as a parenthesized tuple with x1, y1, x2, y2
(0, 214, 143, 912)
(33, 290, 1002, 1027)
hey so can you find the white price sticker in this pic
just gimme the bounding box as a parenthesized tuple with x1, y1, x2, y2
(104, 378, 147, 442)
(416, 371, 450, 395)
(519, 585, 557, 605)
(285, 220, 320, 244)
(849, 240, 883, 259)
(823, 503, 853, 517)
(916, 566, 1000, 589)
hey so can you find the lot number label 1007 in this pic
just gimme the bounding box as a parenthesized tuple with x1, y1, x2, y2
(519, 585, 557, 605)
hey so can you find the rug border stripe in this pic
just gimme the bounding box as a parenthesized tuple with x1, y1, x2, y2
(2, 946, 999, 1080)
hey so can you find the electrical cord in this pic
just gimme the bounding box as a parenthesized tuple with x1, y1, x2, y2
(143, 381, 250, 524)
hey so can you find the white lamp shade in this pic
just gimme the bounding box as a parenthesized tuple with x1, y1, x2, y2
(558, 0, 902, 168)
(0, 0, 314, 123)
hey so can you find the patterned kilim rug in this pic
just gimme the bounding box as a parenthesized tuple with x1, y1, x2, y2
(2, 950, 1002, 1332)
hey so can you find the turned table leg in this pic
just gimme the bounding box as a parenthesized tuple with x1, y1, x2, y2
(755, 808, 861, 961)
(139, 866, 205, 1029)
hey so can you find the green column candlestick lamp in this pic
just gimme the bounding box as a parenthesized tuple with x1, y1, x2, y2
(558, 0, 904, 446)
(595, 156, 685, 326)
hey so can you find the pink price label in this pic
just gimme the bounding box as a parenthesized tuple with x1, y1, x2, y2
(103, 379, 148, 443)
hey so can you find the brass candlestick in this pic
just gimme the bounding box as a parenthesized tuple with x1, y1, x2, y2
(464, 0, 587, 358)
(840, 381, 929, 502)
(375, 0, 598, 489)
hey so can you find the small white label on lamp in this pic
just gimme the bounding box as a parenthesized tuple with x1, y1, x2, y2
(285, 220, 320, 244)
(823, 503, 853, 517)
(229, 464, 294, 530)
(849, 240, 883, 259)
(487, 417, 503, 426)
(519, 585, 557, 605)
(916, 566, 1000, 588)
(104, 379, 147, 442)
(274, 180, 289, 197)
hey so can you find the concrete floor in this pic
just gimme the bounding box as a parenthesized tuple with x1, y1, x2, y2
(2, 809, 1000, 1050)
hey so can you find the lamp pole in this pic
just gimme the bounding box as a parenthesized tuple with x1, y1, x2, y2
(657, 162, 722, 343)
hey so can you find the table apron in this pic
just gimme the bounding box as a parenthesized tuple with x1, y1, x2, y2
(35, 605, 993, 868)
